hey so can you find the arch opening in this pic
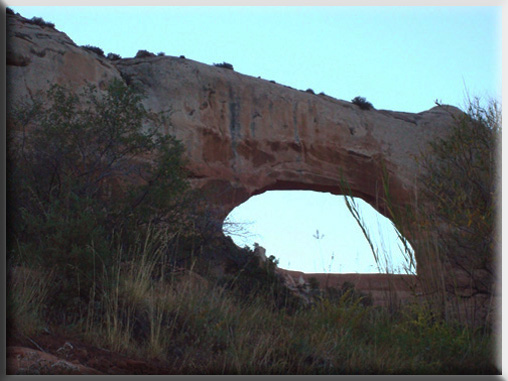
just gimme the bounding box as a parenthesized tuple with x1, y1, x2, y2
(223, 190, 415, 275)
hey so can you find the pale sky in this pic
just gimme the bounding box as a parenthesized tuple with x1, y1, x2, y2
(7, 6, 502, 274)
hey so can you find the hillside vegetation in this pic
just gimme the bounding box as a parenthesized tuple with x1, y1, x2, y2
(7, 80, 500, 374)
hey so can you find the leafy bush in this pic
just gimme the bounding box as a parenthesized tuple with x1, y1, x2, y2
(306, 88, 315, 94)
(6, 7, 14, 15)
(107, 52, 122, 60)
(214, 62, 234, 70)
(27, 16, 55, 28)
(81, 44, 105, 57)
(352, 96, 374, 110)
(157, 52, 165, 57)
(135, 49, 156, 58)
(8, 79, 188, 316)
(417, 99, 500, 299)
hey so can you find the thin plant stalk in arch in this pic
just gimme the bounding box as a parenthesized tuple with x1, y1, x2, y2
(312, 229, 326, 273)
(339, 170, 417, 276)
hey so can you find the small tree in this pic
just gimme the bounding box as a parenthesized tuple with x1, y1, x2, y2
(8, 79, 189, 312)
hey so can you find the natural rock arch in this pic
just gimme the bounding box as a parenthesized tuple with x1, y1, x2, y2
(7, 11, 461, 281)
(112, 57, 460, 226)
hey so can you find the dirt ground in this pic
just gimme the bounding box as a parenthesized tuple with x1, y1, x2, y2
(6, 329, 175, 375)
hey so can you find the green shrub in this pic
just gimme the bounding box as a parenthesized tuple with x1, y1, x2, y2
(343, 96, 500, 327)
(107, 52, 122, 60)
(214, 62, 234, 70)
(82, 44, 105, 57)
(351, 96, 373, 110)
(416, 99, 500, 301)
(9, 79, 189, 317)
(322, 281, 373, 307)
(308, 277, 320, 291)
(136, 49, 156, 58)
(27, 16, 55, 28)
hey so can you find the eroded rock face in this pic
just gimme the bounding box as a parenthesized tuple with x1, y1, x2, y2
(6, 14, 121, 108)
(112, 57, 464, 223)
(7, 13, 462, 280)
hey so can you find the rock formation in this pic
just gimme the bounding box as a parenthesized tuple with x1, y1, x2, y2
(6, 12, 461, 221)
(8, 12, 477, 312)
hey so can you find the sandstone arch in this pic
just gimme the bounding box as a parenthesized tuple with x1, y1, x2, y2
(112, 56, 461, 224)
(7, 12, 461, 283)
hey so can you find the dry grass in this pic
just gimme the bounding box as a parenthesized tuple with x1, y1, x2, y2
(7, 265, 54, 337)
(8, 251, 497, 374)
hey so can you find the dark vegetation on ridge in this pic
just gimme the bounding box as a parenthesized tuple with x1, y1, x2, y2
(213, 62, 235, 70)
(26, 16, 55, 29)
(107, 52, 122, 61)
(136, 49, 157, 59)
(81, 44, 105, 58)
(351, 96, 374, 110)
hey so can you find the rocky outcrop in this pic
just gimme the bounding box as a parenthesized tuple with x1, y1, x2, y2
(6, 14, 120, 107)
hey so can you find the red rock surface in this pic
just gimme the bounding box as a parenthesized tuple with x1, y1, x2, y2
(6, 331, 174, 375)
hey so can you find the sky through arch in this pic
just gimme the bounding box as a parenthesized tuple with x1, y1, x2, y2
(223, 190, 415, 274)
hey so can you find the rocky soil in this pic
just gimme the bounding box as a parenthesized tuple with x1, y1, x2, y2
(7, 330, 174, 375)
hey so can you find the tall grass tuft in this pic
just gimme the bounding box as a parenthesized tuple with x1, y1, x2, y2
(7, 263, 54, 337)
